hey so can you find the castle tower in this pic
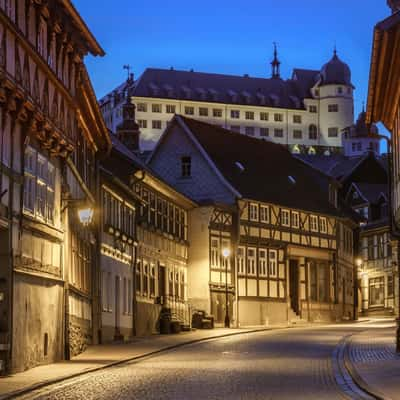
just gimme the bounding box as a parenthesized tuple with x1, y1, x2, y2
(271, 43, 281, 79)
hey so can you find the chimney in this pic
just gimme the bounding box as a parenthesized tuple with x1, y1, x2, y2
(387, 0, 400, 13)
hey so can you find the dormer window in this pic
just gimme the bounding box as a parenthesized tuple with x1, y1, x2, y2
(181, 156, 191, 178)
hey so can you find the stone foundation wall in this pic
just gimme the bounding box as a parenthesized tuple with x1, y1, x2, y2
(69, 315, 91, 357)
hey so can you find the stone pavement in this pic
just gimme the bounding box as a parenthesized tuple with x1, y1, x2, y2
(0, 326, 278, 400)
(347, 319, 400, 400)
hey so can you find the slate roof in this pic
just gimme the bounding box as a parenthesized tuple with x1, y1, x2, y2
(132, 68, 320, 110)
(356, 183, 388, 204)
(320, 52, 352, 86)
(177, 116, 346, 217)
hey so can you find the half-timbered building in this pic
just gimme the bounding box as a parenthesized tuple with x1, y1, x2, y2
(0, 1, 110, 373)
(148, 116, 358, 326)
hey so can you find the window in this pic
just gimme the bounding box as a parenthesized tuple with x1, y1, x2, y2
(211, 238, 220, 268)
(143, 262, 149, 295)
(310, 261, 329, 302)
(152, 104, 162, 113)
(337, 87, 343, 94)
(314, 89, 320, 97)
(388, 275, 394, 297)
(377, 235, 384, 258)
(185, 106, 194, 115)
(138, 119, 147, 128)
(319, 217, 327, 234)
(268, 250, 277, 277)
(274, 113, 283, 122)
(23, 146, 56, 224)
(137, 103, 147, 112)
(245, 111, 254, 120)
(152, 120, 162, 129)
(274, 128, 283, 138)
(259, 249, 267, 277)
(237, 247, 245, 275)
(260, 112, 269, 121)
(293, 115, 302, 124)
(181, 156, 191, 178)
(166, 104, 176, 114)
(199, 107, 208, 116)
(328, 104, 338, 112)
(310, 215, 318, 232)
(293, 130, 302, 139)
(247, 248, 256, 276)
(328, 127, 339, 137)
(249, 203, 259, 221)
(213, 108, 222, 118)
(150, 264, 156, 297)
(309, 105, 317, 113)
(260, 205, 269, 223)
(245, 126, 255, 136)
(309, 124, 318, 140)
(260, 127, 269, 137)
(281, 209, 290, 227)
(231, 110, 240, 119)
(291, 211, 299, 228)
(231, 125, 241, 133)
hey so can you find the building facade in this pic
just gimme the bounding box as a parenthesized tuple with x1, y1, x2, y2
(100, 50, 354, 154)
(148, 116, 357, 326)
(0, 1, 110, 374)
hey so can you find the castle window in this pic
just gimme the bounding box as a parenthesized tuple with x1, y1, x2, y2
(309, 124, 318, 140)
(328, 127, 339, 137)
(274, 113, 283, 122)
(260, 127, 269, 137)
(138, 119, 147, 128)
(245, 111, 254, 120)
(185, 106, 194, 115)
(166, 104, 176, 114)
(293, 130, 302, 139)
(152, 104, 162, 113)
(309, 105, 317, 113)
(137, 103, 147, 112)
(152, 120, 162, 129)
(213, 108, 222, 118)
(337, 87, 343, 94)
(230, 110, 240, 119)
(293, 115, 302, 124)
(181, 156, 191, 178)
(328, 104, 339, 112)
(274, 128, 283, 138)
(260, 112, 269, 121)
(199, 107, 208, 116)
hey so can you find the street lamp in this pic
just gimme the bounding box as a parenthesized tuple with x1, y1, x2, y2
(222, 247, 231, 328)
(77, 207, 94, 226)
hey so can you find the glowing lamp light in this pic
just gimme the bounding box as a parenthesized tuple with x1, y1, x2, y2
(78, 207, 94, 226)
(222, 248, 231, 258)
(355, 258, 363, 268)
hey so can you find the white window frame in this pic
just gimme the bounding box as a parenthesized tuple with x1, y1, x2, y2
(281, 209, 290, 227)
(211, 238, 220, 268)
(260, 205, 269, 223)
(259, 249, 267, 277)
(310, 215, 318, 232)
(291, 211, 299, 229)
(237, 246, 245, 275)
(247, 247, 256, 276)
(319, 217, 328, 234)
(268, 250, 277, 277)
(249, 203, 259, 222)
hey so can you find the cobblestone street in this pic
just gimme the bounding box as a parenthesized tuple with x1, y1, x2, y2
(12, 323, 381, 400)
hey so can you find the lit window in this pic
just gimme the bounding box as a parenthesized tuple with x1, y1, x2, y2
(293, 115, 302, 124)
(260, 112, 269, 121)
(185, 106, 194, 115)
(328, 104, 338, 112)
(260, 205, 269, 223)
(281, 209, 290, 227)
(231, 110, 240, 119)
(181, 156, 191, 178)
(249, 203, 259, 221)
(237, 247, 245, 275)
(245, 111, 254, 120)
(199, 107, 208, 116)
(211, 238, 219, 268)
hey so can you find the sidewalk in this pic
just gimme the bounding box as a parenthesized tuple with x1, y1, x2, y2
(346, 321, 400, 400)
(0, 326, 275, 399)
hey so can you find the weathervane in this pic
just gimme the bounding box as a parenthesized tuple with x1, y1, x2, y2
(123, 64, 132, 80)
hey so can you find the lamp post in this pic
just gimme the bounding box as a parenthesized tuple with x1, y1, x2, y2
(222, 247, 231, 328)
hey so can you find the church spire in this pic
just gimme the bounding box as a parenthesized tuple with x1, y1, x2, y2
(271, 42, 281, 79)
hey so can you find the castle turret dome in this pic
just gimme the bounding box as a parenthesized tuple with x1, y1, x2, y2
(320, 50, 352, 86)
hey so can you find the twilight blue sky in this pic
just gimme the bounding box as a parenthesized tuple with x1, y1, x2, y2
(75, 0, 390, 121)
